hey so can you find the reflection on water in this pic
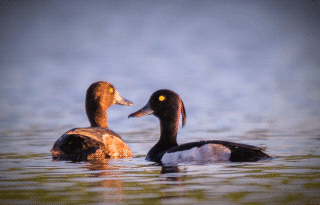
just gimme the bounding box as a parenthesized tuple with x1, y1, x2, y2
(1, 127, 319, 204)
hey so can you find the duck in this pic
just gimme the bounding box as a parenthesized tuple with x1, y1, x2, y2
(51, 81, 133, 161)
(128, 89, 271, 165)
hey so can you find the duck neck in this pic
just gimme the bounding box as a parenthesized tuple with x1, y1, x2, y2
(86, 106, 109, 129)
(146, 107, 181, 162)
(158, 114, 179, 147)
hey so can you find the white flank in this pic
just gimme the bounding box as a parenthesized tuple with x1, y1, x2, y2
(161, 144, 231, 165)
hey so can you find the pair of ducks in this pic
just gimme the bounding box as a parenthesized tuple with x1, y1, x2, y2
(51, 81, 270, 164)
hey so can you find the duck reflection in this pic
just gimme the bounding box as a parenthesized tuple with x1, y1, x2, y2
(82, 160, 189, 204)
(161, 165, 187, 182)
(85, 159, 125, 204)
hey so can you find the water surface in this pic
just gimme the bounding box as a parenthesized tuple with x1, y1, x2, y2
(1, 126, 319, 204)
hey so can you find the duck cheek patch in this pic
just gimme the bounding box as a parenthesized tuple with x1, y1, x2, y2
(161, 144, 231, 165)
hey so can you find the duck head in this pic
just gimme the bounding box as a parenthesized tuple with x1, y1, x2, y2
(128, 89, 186, 130)
(86, 81, 133, 128)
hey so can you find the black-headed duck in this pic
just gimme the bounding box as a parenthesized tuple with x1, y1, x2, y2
(128, 89, 271, 165)
(51, 81, 133, 161)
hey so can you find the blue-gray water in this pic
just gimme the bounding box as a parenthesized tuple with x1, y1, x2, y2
(1, 0, 320, 204)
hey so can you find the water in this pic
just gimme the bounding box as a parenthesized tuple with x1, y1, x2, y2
(1, 128, 319, 204)
(1, 1, 320, 204)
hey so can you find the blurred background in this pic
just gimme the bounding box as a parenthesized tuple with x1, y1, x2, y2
(1, 0, 319, 134)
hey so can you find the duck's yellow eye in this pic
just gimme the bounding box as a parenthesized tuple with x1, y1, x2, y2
(109, 88, 114, 93)
(159, 95, 166, 101)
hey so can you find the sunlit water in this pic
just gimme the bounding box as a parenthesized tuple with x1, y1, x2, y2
(1, 1, 320, 204)
(1, 124, 319, 204)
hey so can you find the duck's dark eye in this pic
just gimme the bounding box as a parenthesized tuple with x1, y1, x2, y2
(109, 88, 114, 93)
(159, 95, 166, 101)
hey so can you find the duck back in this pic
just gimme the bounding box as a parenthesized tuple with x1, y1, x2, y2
(51, 127, 132, 161)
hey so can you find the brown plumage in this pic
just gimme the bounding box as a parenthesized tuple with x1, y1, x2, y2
(51, 81, 133, 161)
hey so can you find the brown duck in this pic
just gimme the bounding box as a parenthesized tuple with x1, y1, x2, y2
(51, 81, 133, 161)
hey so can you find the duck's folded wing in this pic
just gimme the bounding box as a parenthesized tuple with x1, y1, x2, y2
(69, 128, 132, 158)
(64, 127, 122, 142)
(51, 127, 131, 161)
(51, 133, 105, 161)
